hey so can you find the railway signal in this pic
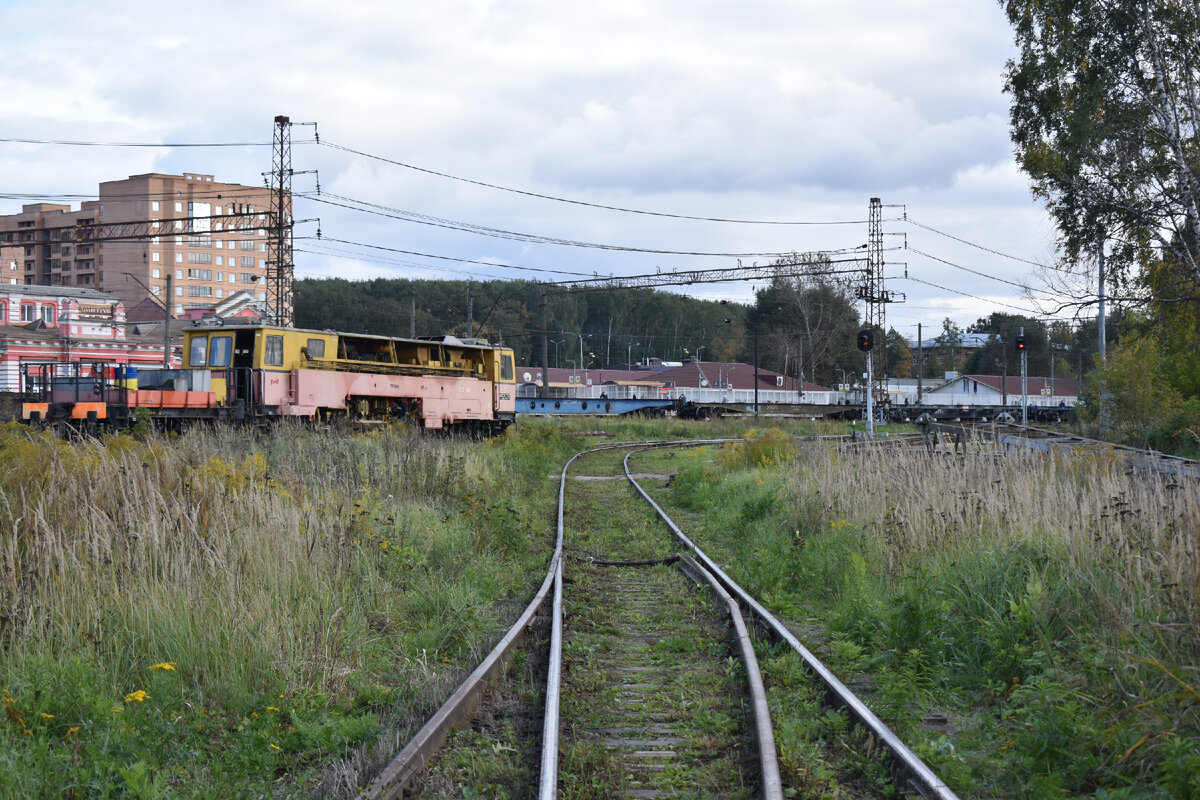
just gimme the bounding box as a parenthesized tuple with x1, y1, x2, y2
(1015, 334, 1026, 352)
(856, 329, 874, 352)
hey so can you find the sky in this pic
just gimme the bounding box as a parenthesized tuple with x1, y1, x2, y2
(0, 0, 1082, 342)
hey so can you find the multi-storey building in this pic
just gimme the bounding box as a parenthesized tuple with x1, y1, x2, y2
(0, 172, 275, 316)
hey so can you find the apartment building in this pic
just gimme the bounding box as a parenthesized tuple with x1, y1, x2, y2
(0, 172, 276, 315)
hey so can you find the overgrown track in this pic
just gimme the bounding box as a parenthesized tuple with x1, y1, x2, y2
(360, 438, 959, 799)
(921, 421, 1200, 478)
(548, 446, 780, 799)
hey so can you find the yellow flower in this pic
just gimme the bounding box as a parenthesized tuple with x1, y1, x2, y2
(65, 726, 81, 738)
(149, 662, 176, 671)
(40, 713, 54, 719)
(124, 690, 149, 703)
(111, 706, 124, 714)
(266, 706, 280, 712)
(269, 743, 280, 751)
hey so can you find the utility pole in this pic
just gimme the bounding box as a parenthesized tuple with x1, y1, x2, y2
(796, 332, 804, 401)
(410, 295, 415, 338)
(856, 198, 903, 412)
(267, 115, 294, 327)
(466, 281, 473, 338)
(866, 349, 875, 436)
(1000, 333, 1008, 408)
(1020, 325, 1028, 425)
(1097, 237, 1108, 432)
(163, 272, 172, 368)
(916, 322, 923, 405)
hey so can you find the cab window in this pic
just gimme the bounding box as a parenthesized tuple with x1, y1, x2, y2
(500, 353, 514, 381)
(305, 338, 325, 358)
(189, 335, 208, 367)
(208, 335, 232, 368)
(264, 335, 284, 367)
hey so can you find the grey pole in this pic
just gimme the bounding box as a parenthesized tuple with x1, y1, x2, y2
(1020, 325, 1028, 425)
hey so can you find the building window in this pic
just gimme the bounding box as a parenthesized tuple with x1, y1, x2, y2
(175, 253, 183, 263)
(175, 287, 182, 297)
(215, 256, 223, 266)
(214, 239, 223, 249)
(187, 286, 213, 297)
(216, 288, 224, 298)
(21, 304, 34, 322)
(187, 253, 212, 265)
(41, 306, 54, 323)
(151, 252, 160, 263)
(174, 202, 183, 213)
(186, 269, 212, 280)
(151, 268, 161, 278)
(152, 201, 160, 211)
(176, 269, 183, 279)
(241, 257, 254, 268)
(241, 272, 256, 283)
(216, 271, 223, 281)
(152, 286, 161, 296)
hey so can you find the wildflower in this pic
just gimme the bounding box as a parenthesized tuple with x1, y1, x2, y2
(269, 743, 280, 751)
(124, 690, 149, 703)
(266, 706, 280, 712)
(149, 662, 176, 671)
(111, 706, 124, 714)
(40, 713, 54, 719)
(65, 726, 81, 738)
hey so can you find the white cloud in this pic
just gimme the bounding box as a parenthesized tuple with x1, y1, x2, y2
(0, 0, 1065, 336)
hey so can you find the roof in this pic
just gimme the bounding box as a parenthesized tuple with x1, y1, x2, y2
(0, 285, 114, 302)
(928, 373, 1080, 397)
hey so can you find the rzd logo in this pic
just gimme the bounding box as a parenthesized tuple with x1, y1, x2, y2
(498, 393, 511, 401)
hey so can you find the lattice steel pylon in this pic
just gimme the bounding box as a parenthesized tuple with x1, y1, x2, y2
(267, 115, 294, 327)
(856, 197, 894, 406)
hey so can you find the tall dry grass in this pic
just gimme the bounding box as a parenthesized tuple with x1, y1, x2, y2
(798, 444, 1200, 636)
(0, 422, 551, 795)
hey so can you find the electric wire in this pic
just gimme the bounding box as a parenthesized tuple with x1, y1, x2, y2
(317, 236, 597, 278)
(320, 139, 866, 226)
(899, 275, 1044, 315)
(0, 137, 286, 147)
(306, 192, 852, 259)
(906, 217, 1049, 268)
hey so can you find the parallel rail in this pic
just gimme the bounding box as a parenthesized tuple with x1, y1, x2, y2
(360, 436, 960, 798)
(623, 448, 962, 800)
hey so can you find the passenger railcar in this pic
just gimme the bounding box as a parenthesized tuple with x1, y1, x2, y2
(20, 322, 518, 434)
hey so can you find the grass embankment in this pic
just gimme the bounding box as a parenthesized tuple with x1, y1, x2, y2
(0, 420, 584, 798)
(648, 430, 1200, 799)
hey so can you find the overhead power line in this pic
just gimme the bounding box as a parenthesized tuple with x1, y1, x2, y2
(908, 246, 1031, 290)
(899, 275, 1043, 315)
(906, 217, 1047, 268)
(0, 137, 287, 147)
(320, 139, 867, 226)
(307, 193, 859, 259)
(318, 236, 597, 278)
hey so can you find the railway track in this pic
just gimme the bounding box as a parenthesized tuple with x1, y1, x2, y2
(358, 438, 959, 799)
(919, 420, 1200, 478)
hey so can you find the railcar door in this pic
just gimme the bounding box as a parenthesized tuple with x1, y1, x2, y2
(225, 329, 259, 408)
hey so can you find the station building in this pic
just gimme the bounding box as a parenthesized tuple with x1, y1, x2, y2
(0, 285, 175, 393)
(0, 172, 274, 317)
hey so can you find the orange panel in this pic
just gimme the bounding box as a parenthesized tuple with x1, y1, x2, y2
(70, 402, 107, 420)
(21, 403, 49, 420)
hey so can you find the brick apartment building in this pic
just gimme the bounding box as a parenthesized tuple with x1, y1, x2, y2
(0, 172, 276, 316)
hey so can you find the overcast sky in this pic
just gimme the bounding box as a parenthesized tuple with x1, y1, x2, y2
(0, 0, 1079, 340)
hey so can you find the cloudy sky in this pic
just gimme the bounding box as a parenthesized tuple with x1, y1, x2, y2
(0, 0, 1079, 339)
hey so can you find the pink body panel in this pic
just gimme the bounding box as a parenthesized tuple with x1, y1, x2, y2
(267, 369, 493, 429)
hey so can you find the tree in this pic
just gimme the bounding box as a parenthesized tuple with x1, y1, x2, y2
(885, 328, 913, 378)
(747, 259, 863, 387)
(1000, 0, 1200, 295)
(931, 318, 964, 376)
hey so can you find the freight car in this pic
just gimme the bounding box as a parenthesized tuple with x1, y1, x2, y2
(19, 322, 518, 434)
